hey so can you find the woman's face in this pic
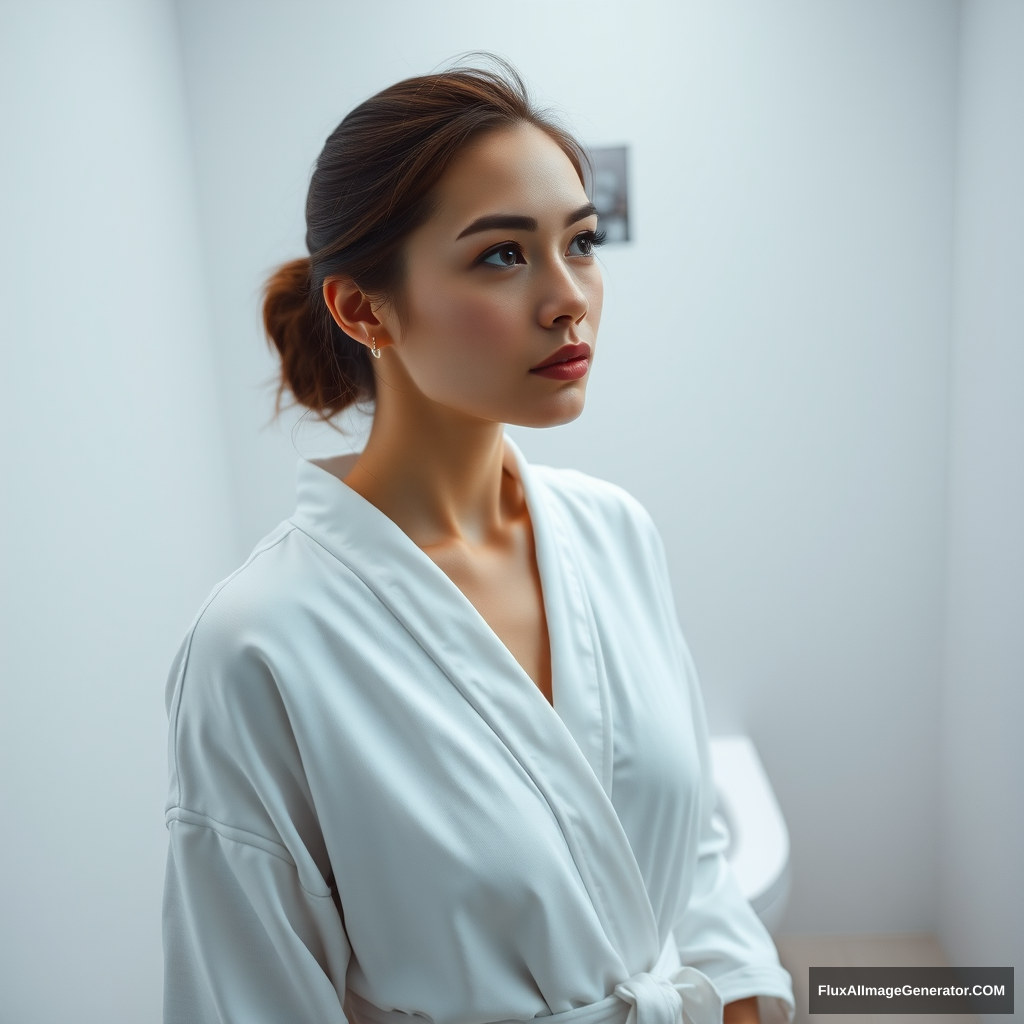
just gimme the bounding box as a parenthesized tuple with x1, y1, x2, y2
(374, 122, 604, 428)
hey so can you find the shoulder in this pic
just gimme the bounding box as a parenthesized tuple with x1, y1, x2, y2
(174, 517, 366, 676)
(174, 522, 306, 674)
(164, 517, 360, 740)
(165, 522, 340, 857)
(529, 463, 664, 561)
(530, 463, 691, 687)
(165, 519, 355, 822)
(165, 522, 298, 731)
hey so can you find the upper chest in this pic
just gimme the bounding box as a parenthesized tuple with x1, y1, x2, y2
(421, 518, 553, 701)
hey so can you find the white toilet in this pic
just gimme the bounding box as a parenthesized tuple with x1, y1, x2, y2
(708, 735, 791, 934)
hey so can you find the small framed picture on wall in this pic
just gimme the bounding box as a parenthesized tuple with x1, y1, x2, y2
(585, 145, 630, 243)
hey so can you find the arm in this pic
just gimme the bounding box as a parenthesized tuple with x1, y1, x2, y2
(639, 514, 795, 1024)
(164, 812, 351, 1023)
(725, 997, 762, 1024)
(164, 614, 351, 1023)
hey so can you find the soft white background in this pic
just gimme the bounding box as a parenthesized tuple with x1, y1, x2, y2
(0, 2, 1020, 1022)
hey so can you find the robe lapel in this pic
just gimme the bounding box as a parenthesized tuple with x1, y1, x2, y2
(291, 441, 661, 977)
(509, 438, 615, 799)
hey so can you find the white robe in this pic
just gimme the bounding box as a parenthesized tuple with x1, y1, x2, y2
(163, 437, 794, 1024)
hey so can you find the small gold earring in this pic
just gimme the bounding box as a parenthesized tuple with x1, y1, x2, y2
(370, 335, 381, 359)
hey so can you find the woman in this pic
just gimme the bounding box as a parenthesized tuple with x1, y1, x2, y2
(163, 61, 795, 1024)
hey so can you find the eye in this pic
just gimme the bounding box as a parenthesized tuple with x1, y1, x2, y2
(480, 242, 526, 268)
(567, 229, 607, 257)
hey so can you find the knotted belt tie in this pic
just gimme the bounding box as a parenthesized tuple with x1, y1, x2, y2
(610, 933, 722, 1024)
(613, 965, 722, 1024)
(346, 938, 723, 1024)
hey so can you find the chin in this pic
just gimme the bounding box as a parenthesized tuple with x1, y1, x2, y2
(508, 388, 587, 429)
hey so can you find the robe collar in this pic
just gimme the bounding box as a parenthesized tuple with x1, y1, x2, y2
(290, 435, 662, 976)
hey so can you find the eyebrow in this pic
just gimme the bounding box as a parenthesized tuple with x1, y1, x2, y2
(455, 202, 599, 240)
(456, 214, 536, 239)
(565, 202, 598, 227)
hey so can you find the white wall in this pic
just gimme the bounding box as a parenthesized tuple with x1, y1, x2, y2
(0, 2, 236, 1020)
(940, 0, 1024, 1000)
(174, 0, 959, 935)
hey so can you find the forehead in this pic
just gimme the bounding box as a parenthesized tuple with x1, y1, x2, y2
(430, 123, 588, 229)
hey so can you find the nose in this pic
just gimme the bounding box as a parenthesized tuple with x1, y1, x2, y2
(537, 255, 591, 329)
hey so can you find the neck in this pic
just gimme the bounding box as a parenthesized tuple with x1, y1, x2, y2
(343, 387, 515, 549)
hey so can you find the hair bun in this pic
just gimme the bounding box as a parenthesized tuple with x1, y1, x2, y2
(263, 257, 312, 353)
(263, 257, 318, 413)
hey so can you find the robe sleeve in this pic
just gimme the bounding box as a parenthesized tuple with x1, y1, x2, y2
(162, 588, 352, 1024)
(641, 514, 796, 1024)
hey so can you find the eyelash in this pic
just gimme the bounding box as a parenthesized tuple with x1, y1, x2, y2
(572, 228, 608, 255)
(477, 229, 607, 268)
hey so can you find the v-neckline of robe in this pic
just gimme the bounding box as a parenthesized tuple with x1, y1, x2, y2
(300, 435, 614, 790)
(291, 436, 663, 973)
(342, 438, 556, 708)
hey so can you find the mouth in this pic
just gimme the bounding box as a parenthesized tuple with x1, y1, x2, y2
(529, 342, 592, 381)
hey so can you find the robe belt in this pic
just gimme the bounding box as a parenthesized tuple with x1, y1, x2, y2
(346, 938, 723, 1024)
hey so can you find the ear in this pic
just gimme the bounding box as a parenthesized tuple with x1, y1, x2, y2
(322, 277, 393, 352)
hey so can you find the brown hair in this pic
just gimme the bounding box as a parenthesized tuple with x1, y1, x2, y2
(262, 58, 588, 419)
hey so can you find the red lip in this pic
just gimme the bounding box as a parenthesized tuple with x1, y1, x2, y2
(530, 342, 592, 372)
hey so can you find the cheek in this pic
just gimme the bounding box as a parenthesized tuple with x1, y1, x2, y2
(583, 268, 604, 327)
(407, 281, 525, 361)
